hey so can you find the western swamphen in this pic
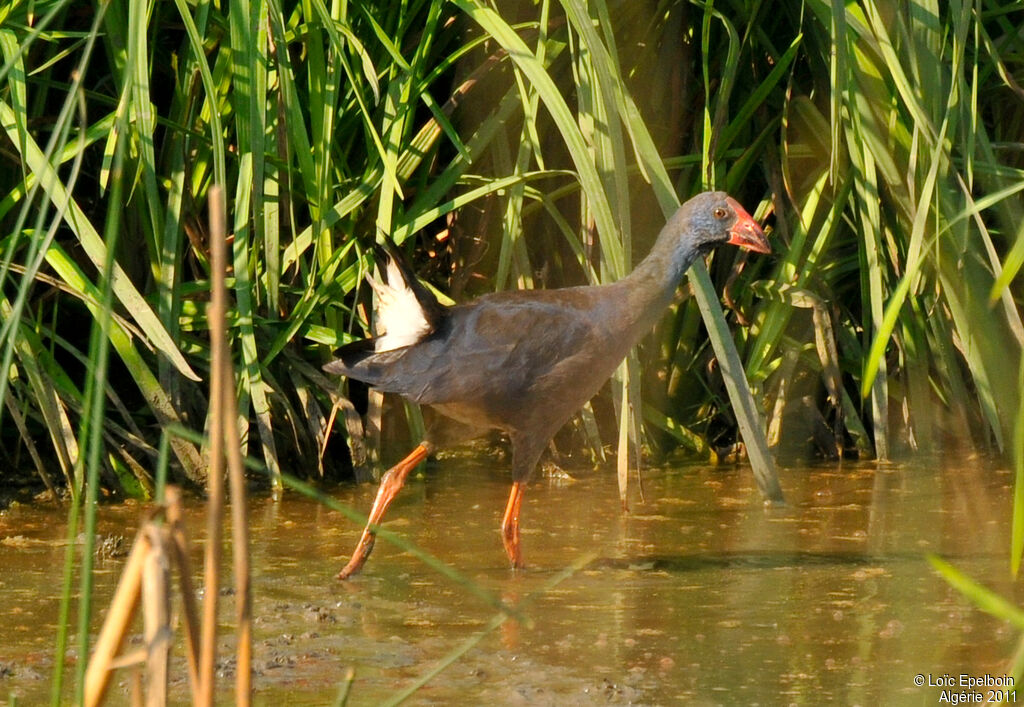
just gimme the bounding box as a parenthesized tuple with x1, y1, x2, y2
(326, 191, 770, 579)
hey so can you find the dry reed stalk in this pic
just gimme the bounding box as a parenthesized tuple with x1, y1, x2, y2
(130, 668, 143, 706)
(225, 378, 252, 703)
(83, 491, 206, 705)
(141, 525, 171, 706)
(83, 530, 149, 707)
(215, 217, 253, 702)
(201, 183, 252, 705)
(164, 485, 201, 692)
(198, 185, 228, 706)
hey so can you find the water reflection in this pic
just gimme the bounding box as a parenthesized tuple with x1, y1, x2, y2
(0, 456, 1018, 704)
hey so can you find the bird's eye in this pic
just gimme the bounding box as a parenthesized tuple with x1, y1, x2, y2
(713, 207, 727, 219)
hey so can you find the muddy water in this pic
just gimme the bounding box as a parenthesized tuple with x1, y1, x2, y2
(0, 456, 1019, 705)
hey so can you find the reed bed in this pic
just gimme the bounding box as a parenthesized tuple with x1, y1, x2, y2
(2, 0, 1024, 701)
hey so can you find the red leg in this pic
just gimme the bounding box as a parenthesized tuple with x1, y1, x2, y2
(337, 443, 430, 580)
(500, 481, 526, 570)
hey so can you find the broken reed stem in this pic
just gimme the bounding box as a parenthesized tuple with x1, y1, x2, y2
(141, 526, 171, 707)
(81, 492, 204, 706)
(83, 530, 149, 707)
(226, 380, 252, 703)
(165, 486, 201, 693)
(198, 185, 228, 707)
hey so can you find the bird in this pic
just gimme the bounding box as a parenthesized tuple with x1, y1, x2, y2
(325, 191, 771, 579)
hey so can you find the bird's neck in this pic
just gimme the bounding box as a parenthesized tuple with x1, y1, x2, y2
(629, 229, 700, 291)
(610, 218, 703, 336)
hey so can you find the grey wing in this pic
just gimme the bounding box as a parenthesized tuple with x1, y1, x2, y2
(326, 290, 619, 415)
(409, 297, 603, 407)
